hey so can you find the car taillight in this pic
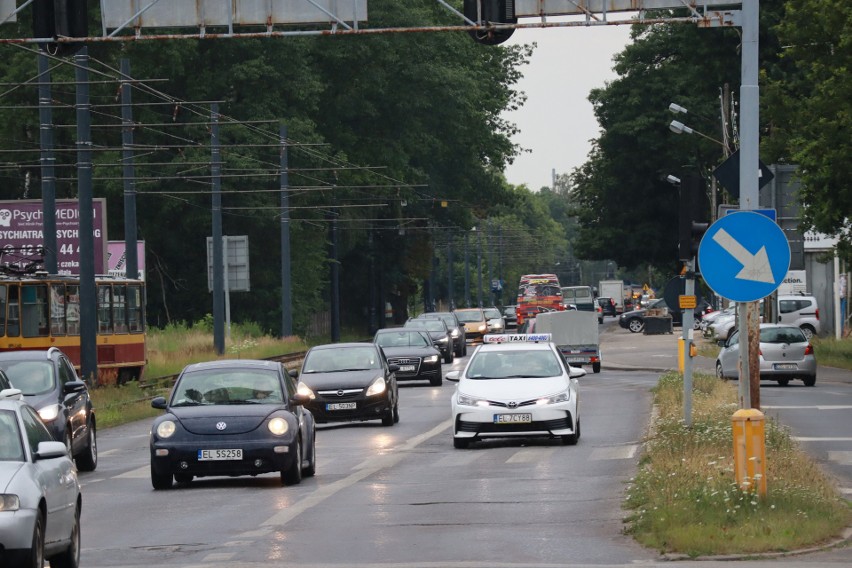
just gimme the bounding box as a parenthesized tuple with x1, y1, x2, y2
(815, 308, 819, 320)
(804, 344, 814, 355)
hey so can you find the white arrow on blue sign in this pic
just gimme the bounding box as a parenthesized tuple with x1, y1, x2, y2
(698, 211, 791, 303)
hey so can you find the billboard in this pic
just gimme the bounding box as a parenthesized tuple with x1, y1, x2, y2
(108, 240, 146, 280)
(0, 199, 108, 275)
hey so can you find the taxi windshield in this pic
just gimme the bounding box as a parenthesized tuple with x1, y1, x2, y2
(466, 350, 561, 379)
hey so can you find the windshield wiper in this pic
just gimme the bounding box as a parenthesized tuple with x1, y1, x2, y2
(171, 401, 203, 407)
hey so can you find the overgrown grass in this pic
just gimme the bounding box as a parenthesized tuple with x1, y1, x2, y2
(811, 336, 852, 370)
(624, 371, 851, 557)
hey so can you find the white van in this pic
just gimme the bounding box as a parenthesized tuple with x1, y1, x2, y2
(777, 295, 820, 339)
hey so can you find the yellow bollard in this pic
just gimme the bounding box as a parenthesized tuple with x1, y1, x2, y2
(732, 409, 767, 496)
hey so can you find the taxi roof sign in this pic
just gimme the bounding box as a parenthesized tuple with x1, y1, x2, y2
(483, 334, 551, 343)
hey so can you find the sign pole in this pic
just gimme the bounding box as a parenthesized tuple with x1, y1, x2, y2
(683, 260, 695, 427)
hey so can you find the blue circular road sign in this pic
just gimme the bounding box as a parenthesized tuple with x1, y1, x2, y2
(698, 211, 790, 303)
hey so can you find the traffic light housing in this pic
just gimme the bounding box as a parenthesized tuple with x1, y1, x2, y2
(678, 173, 710, 262)
(33, 0, 88, 56)
(463, 0, 517, 45)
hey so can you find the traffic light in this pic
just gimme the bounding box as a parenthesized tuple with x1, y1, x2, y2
(463, 0, 517, 45)
(678, 173, 710, 262)
(33, 0, 88, 56)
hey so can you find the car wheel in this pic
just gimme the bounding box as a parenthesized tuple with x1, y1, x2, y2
(803, 375, 816, 387)
(563, 419, 579, 446)
(64, 428, 73, 458)
(150, 466, 173, 490)
(48, 503, 80, 568)
(74, 420, 97, 472)
(462, 342, 468, 356)
(715, 362, 725, 381)
(381, 406, 395, 426)
(777, 378, 790, 386)
(27, 510, 45, 568)
(174, 473, 193, 484)
(430, 373, 443, 386)
(392, 400, 400, 423)
(281, 439, 303, 485)
(303, 430, 317, 478)
(627, 318, 644, 333)
(693, 319, 702, 330)
(444, 350, 453, 364)
(592, 362, 601, 374)
(800, 325, 815, 340)
(453, 437, 470, 449)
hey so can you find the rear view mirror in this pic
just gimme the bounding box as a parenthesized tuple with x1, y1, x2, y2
(569, 366, 586, 378)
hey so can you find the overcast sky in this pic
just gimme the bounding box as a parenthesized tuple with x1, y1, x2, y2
(502, 23, 633, 191)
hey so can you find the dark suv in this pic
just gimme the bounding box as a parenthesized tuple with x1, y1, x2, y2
(0, 347, 97, 471)
(597, 297, 617, 317)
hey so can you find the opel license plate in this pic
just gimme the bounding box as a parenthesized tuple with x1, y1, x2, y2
(327, 402, 356, 410)
(198, 448, 242, 461)
(494, 413, 532, 424)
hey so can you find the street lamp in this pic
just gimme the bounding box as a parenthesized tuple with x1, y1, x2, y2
(669, 120, 726, 146)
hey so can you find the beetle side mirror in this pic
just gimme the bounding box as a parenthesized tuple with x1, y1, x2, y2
(151, 396, 167, 410)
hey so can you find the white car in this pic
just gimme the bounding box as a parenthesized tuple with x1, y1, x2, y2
(0, 395, 81, 568)
(446, 334, 585, 449)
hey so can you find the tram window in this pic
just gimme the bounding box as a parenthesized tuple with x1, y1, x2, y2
(50, 284, 66, 336)
(98, 285, 112, 333)
(66, 286, 80, 336)
(6, 285, 19, 337)
(21, 285, 48, 338)
(128, 285, 144, 333)
(113, 285, 128, 333)
(0, 285, 6, 336)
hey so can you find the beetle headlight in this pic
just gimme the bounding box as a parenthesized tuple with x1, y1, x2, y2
(366, 376, 387, 396)
(458, 393, 490, 407)
(37, 404, 61, 422)
(268, 417, 289, 436)
(536, 391, 570, 405)
(424, 355, 439, 364)
(156, 420, 176, 439)
(0, 495, 20, 512)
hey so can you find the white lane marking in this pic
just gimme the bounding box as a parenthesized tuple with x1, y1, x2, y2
(202, 553, 236, 562)
(840, 487, 852, 496)
(115, 465, 149, 479)
(262, 419, 452, 527)
(590, 445, 638, 460)
(98, 449, 120, 457)
(433, 452, 480, 468)
(828, 451, 852, 465)
(764, 405, 852, 410)
(506, 448, 555, 464)
(793, 437, 852, 442)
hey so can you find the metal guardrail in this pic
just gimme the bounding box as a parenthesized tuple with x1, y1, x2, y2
(137, 350, 308, 392)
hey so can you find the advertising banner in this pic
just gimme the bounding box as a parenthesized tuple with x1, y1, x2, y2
(108, 241, 146, 280)
(0, 199, 108, 275)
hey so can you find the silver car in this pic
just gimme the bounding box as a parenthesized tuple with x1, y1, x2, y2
(715, 324, 817, 387)
(0, 395, 81, 568)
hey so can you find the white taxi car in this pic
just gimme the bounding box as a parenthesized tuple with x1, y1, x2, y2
(446, 334, 584, 449)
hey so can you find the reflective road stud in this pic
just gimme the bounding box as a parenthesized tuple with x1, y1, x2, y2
(732, 408, 767, 496)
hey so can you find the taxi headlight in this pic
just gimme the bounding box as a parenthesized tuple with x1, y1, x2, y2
(156, 420, 176, 439)
(458, 393, 490, 407)
(366, 376, 387, 397)
(536, 391, 570, 405)
(268, 417, 289, 436)
(477, 324, 486, 332)
(37, 404, 61, 422)
(297, 382, 315, 399)
(424, 355, 439, 364)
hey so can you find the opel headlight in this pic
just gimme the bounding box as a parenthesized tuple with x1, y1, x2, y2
(297, 382, 315, 399)
(37, 404, 61, 422)
(437, 336, 449, 343)
(156, 420, 176, 439)
(458, 393, 490, 407)
(0, 495, 20, 512)
(366, 376, 387, 396)
(424, 355, 439, 364)
(536, 391, 570, 405)
(268, 417, 289, 436)
(451, 329, 460, 338)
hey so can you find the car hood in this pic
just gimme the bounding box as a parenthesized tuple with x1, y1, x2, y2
(168, 405, 279, 435)
(0, 462, 25, 492)
(459, 376, 569, 400)
(621, 308, 647, 318)
(23, 392, 57, 412)
(298, 369, 384, 390)
(381, 346, 439, 358)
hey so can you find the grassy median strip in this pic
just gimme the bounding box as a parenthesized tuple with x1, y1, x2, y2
(623, 371, 851, 557)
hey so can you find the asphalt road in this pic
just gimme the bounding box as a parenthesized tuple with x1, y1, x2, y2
(73, 325, 851, 568)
